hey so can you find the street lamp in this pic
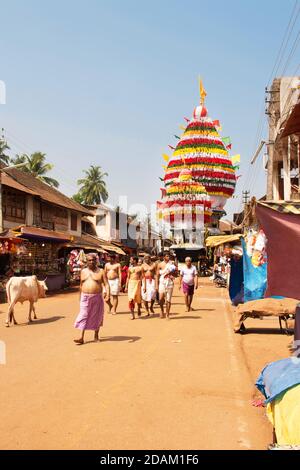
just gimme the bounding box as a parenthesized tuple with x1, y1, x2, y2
(0, 162, 27, 233)
(251, 140, 266, 165)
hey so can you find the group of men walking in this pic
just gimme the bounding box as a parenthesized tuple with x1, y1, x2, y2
(74, 252, 198, 344)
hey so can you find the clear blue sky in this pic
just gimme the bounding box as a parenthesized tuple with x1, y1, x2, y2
(0, 0, 298, 218)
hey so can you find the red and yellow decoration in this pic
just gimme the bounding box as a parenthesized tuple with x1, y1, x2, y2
(163, 97, 236, 211)
(160, 168, 212, 225)
(157, 83, 237, 230)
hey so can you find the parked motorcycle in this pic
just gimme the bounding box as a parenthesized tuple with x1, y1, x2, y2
(199, 264, 212, 277)
(213, 272, 227, 288)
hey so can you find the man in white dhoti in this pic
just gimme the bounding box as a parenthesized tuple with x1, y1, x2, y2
(142, 255, 156, 316)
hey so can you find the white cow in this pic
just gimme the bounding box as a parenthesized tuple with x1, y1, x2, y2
(5, 276, 48, 327)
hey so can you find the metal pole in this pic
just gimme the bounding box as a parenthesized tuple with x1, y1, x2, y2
(283, 136, 291, 200)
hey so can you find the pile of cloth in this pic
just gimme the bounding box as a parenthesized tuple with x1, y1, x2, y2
(256, 357, 300, 447)
(234, 297, 298, 332)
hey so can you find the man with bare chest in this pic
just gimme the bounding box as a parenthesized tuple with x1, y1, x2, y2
(104, 254, 122, 314)
(74, 254, 110, 344)
(142, 255, 156, 315)
(125, 256, 143, 319)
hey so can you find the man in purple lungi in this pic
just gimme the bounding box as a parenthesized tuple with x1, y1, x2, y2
(179, 257, 198, 312)
(74, 253, 110, 345)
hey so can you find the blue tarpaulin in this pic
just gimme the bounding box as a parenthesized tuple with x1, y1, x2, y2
(229, 257, 244, 305)
(242, 238, 267, 302)
(256, 357, 300, 404)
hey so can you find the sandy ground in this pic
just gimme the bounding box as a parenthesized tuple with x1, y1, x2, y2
(0, 278, 292, 450)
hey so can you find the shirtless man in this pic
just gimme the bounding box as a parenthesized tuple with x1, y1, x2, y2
(74, 254, 110, 344)
(104, 254, 122, 314)
(154, 252, 164, 304)
(125, 256, 143, 319)
(142, 255, 156, 315)
(156, 252, 176, 319)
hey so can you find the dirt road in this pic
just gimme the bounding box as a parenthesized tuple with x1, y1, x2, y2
(0, 279, 291, 449)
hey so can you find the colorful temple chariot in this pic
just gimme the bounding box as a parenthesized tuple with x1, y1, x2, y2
(161, 167, 212, 245)
(157, 83, 237, 251)
(164, 103, 236, 215)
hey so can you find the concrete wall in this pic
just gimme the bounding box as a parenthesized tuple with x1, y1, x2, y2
(86, 211, 111, 241)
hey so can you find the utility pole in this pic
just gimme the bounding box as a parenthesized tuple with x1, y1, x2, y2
(265, 81, 280, 200)
(242, 190, 250, 205)
(242, 190, 250, 233)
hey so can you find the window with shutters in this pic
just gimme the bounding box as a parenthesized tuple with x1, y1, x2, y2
(71, 213, 78, 231)
(2, 189, 26, 222)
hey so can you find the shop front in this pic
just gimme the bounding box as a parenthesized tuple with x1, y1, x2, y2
(61, 234, 109, 286)
(0, 231, 27, 302)
(13, 226, 72, 292)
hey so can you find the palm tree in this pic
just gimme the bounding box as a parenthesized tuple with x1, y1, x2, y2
(10, 154, 26, 165)
(10, 152, 59, 188)
(0, 138, 10, 165)
(72, 192, 84, 204)
(76, 165, 108, 205)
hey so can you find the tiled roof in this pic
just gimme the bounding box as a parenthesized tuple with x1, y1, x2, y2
(2, 166, 93, 215)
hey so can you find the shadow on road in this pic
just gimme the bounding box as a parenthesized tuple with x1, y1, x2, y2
(170, 315, 202, 320)
(139, 314, 161, 320)
(196, 308, 216, 311)
(100, 335, 141, 343)
(7, 315, 66, 327)
(239, 327, 292, 335)
(27, 316, 66, 325)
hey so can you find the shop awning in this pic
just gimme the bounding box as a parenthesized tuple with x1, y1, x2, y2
(258, 201, 300, 215)
(170, 243, 203, 250)
(205, 234, 243, 248)
(80, 236, 126, 255)
(64, 243, 107, 253)
(80, 234, 126, 255)
(98, 243, 126, 255)
(65, 234, 107, 253)
(0, 229, 26, 242)
(64, 234, 126, 255)
(13, 226, 72, 242)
